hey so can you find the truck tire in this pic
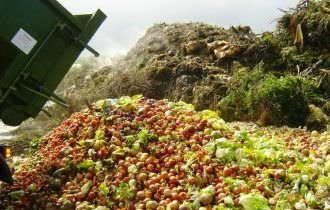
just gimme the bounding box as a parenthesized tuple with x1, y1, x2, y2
(0, 154, 13, 184)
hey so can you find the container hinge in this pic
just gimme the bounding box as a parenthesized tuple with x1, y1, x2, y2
(59, 24, 100, 57)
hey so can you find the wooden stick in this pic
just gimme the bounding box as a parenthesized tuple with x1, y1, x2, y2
(320, 69, 330, 74)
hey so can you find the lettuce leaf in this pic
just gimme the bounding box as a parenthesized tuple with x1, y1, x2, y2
(200, 110, 219, 120)
(204, 141, 216, 155)
(239, 193, 270, 210)
(8, 190, 25, 200)
(78, 160, 95, 170)
(81, 181, 92, 194)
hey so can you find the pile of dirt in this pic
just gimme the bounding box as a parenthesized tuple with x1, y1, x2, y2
(113, 23, 257, 110)
(108, 0, 329, 129)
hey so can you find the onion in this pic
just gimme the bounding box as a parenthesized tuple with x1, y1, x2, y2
(146, 200, 158, 210)
(199, 193, 213, 206)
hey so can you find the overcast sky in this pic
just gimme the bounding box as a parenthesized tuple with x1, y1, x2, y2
(58, 0, 299, 57)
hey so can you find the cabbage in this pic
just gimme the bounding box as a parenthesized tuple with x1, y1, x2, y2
(8, 190, 25, 200)
(95, 161, 103, 172)
(27, 183, 37, 192)
(128, 165, 138, 174)
(211, 120, 226, 130)
(116, 95, 141, 112)
(299, 184, 308, 196)
(94, 206, 110, 210)
(94, 140, 106, 150)
(114, 183, 135, 202)
(76, 201, 95, 210)
(294, 201, 307, 210)
(125, 135, 136, 146)
(215, 138, 237, 148)
(174, 101, 195, 111)
(317, 176, 330, 186)
(81, 139, 94, 148)
(201, 185, 215, 196)
(94, 99, 116, 110)
(239, 193, 270, 210)
(95, 129, 105, 140)
(275, 197, 291, 210)
(234, 130, 249, 142)
(223, 196, 234, 207)
(235, 148, 248, 162)
(200, 110, 219, 120)
(305, 192, 318, 208)
(132, 142, 141, 152)
(212, 206, 231, 210)
(137, 129, 155, 144)
(204, 141, 216, 154)
(88, 148, 96, 157)
(216, 148, 235, 163)
(211, 131, 222, 139)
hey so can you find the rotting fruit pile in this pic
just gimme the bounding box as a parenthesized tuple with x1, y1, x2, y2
(0, 96, 329, 210)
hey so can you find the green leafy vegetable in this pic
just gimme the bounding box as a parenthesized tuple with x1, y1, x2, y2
(239, 193, 270, 210)
(114, 183, 135, 203)
(99, 183, 109, 196)
(125, 135, 136, 146)
(78, 160, 95, 170)
(81, 181, 92, 195)
(316, 176, 330, 186)
(29, 137, 44, 154)
(204, 141, 216, 155)
(200, 110, 219, 120)
(8, 190, 25, 200)
(95, 129, 105, 140)
(234, 130, 249, 142)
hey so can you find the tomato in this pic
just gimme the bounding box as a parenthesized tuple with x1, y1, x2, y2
(137, 191, 146, 200)
(1, 96, 327, 210)
(205, 166, 214, 174)
(223, 167, 234, 176)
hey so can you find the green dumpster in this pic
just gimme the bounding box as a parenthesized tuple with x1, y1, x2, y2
(0, 0, 106, 126)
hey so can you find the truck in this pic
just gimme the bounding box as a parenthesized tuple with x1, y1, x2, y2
(0, 145, 12, 184)
(0, 0, 106, 184)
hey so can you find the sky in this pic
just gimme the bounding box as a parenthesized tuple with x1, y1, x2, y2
(58, 0, 299, 57)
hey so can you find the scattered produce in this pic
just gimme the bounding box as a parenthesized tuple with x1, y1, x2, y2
(0, 95, 329, 209)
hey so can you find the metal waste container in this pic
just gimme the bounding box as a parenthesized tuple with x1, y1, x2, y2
(0, 0, 106, 126)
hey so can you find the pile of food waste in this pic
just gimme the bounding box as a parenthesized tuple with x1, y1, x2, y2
(0, 96, 329, 210)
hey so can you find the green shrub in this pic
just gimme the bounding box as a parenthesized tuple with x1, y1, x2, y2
(280, 47, 320, 69)
(218, 70, 324, 127)
(218, 69, 266, 121)
(217, 89, 249, 122)
(248, 75, 309, 126)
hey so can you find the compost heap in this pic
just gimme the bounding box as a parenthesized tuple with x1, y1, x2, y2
(0, 96, 329, 210)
